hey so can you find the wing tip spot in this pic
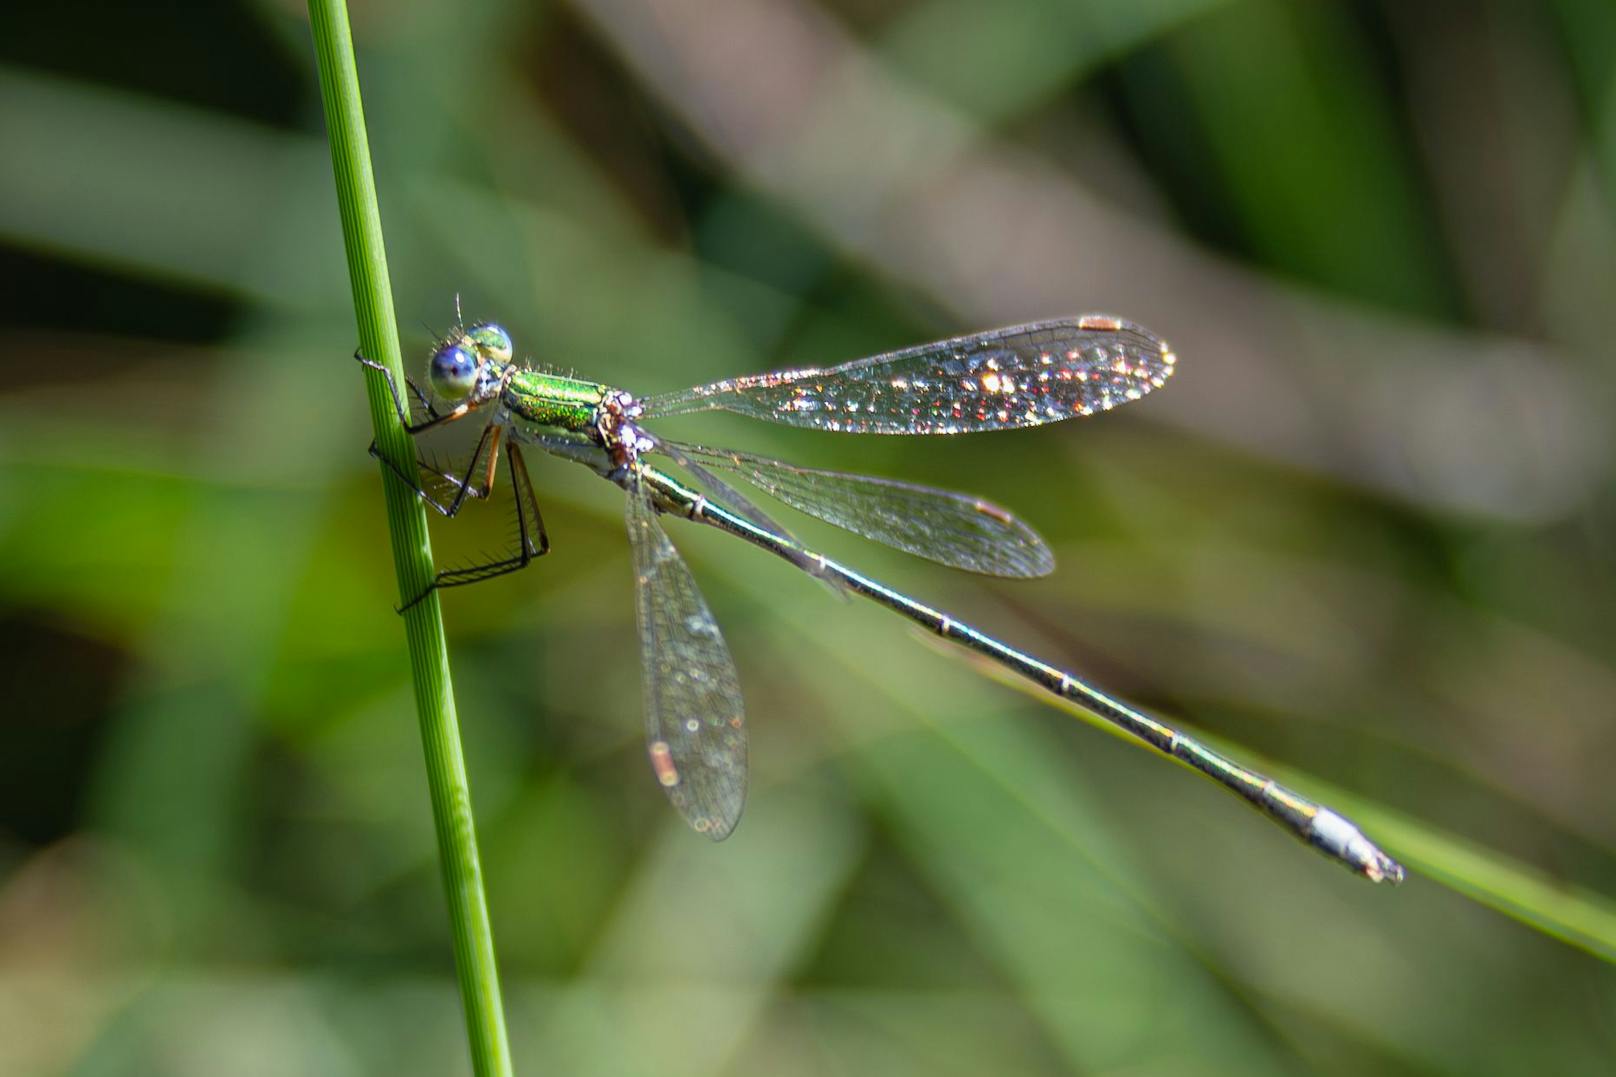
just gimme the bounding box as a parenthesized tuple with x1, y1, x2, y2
(1077, 314, 1123, 332)
(972, 498, 1015, 525)
(649, 740, 680, 787)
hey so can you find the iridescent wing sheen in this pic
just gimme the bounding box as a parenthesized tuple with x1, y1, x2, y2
(639, 316, 1175, 434)
(667, 442, 1055, 578)
(626, 474, 748, 840)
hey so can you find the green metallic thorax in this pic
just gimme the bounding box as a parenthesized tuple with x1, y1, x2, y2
(501, 368, 610, 433)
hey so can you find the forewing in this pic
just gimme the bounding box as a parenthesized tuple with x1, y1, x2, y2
(626, 477, 748, 839)
(671, 443, 1054, 577)
(640, 316, 1175, 434)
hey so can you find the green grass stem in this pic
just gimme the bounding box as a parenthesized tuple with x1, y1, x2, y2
(306, 3, 514, 1072)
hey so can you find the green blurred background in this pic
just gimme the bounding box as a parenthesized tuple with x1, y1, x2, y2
(3, 0, 1615, 1073)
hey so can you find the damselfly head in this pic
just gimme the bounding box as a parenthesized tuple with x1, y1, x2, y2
(428, 340, 480, 401)
(465, 322, 514, 364)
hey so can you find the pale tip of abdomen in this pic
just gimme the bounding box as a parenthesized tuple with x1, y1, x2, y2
(1311, 808, 1405, 885)
(1366, 850, 1406, 885)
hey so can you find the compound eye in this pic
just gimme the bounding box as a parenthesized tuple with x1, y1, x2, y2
(466, 322, 513, 363)
(428, 342, 479, 400)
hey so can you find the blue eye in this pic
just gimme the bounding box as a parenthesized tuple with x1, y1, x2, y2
(429, 343, 478, 400)
(467, 322, 513, 363)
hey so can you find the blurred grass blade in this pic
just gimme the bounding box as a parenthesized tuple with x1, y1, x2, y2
(1351, 801, 1616, 964)
(305, 2, 515, 1073)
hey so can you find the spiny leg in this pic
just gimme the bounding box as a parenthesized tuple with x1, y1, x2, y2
(438, 423, 502, 518)
(398, 441, 550, 612)
(354, 349, 437, 426)
(374, 418, 501, 519)
(353, 348, 547, 609)
(354, 346, 503, 523)
(354, 348, 477, 436)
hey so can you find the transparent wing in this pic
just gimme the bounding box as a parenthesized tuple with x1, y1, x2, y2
(526, 430, 814, 580)
(650, 435, 849, 593)
(529, 430, 613, 475)
(653, 436, 800, 549)
(626, 473, 748, 839)
(668, 442, 1054, 577)
(640, 316, 1175, 434)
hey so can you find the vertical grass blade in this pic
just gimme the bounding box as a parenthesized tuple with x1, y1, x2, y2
(305, 2, 514, 1073)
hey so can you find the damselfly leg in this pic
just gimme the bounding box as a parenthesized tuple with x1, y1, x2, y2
(357, 352, 549, 609)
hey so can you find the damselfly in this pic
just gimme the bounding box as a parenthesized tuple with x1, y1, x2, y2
(357, 310, 1403, 884)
